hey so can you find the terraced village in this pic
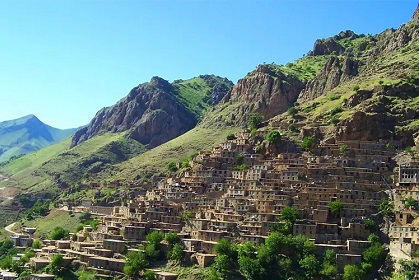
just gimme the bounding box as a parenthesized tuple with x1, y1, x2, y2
(0, 3, 418, 280)
(3, 129, 418, 279)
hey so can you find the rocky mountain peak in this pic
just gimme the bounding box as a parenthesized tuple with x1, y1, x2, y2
(308, 38, 345, 56)
(412, 4, 419, 23)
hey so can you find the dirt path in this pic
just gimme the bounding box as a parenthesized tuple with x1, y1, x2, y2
(4, 222, 17, 235)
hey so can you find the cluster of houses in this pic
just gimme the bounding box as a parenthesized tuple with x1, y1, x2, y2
(6, 131, 419, 278)
(389, 158, 419, 261)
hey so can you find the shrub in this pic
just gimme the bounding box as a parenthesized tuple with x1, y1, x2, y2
(265, 131, 281, 145)
(301, 136, 315, 150)
(287, 106, 298, 117)
(328, 94, 340, 101)
(353, 84, 360, 91)
(226, 133, 236, 140)
(49, 227, 69, 240)
(248, 113, 263, 131)
(165, 161, 178, 172)
(330, 116, 340, 126)
(330, 106, 343, 116)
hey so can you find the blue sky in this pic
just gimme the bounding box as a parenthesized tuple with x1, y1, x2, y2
(0, 0, 417, 128)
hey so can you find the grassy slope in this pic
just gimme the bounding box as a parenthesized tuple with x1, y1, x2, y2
(0, 133, 131, 191)
(173, 76, 232, 118)
(16, 209, 83, 238)
(106, 126, 239, 182)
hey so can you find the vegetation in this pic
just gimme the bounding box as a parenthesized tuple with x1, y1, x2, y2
(124, 250, 149, 279)
(287, 106, 298, 117)
(301, 136, 315, 150)
(265, 130, 281, 145)
(165, 161, 178, 172)
(248, 113, 263, 132)
(379, 198, 394, 217)
(328, 200, 344, 217)
(49, 226, 70, 240)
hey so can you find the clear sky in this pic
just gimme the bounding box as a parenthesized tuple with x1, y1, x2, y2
(0, 0, 417, 129)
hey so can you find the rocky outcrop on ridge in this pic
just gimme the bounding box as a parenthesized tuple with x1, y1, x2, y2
(72, 75, 232, 149)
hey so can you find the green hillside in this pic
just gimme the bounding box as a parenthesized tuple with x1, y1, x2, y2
(173, 75, 233, 118)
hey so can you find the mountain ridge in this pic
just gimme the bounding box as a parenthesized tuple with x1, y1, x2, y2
(0, 115, 79, 162)
(71, 75, 233, 148)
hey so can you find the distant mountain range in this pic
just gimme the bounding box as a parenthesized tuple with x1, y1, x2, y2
(0, 115, 79, 162)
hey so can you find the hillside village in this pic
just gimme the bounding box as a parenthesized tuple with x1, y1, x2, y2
(3, 130, 419, 279)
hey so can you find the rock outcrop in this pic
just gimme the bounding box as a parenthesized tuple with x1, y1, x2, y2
(72, 75, 232, 148)
(221, 65, 305, 125)
(298, 56, 359, 102)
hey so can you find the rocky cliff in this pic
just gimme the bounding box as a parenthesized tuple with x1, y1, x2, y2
(72, 75, 232, 148)
(266, 8, 419, 146)
(204, 65, 305, 127)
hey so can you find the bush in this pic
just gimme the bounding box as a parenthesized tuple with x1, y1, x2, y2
(49, 227, 69, 240)
(287, 106, 298, 117)
(353, 84, 360, 91)
(32, 240, 41, 249)
(328, 94, 340, 101)
(165, 161, 178, 172)
(248, 113, 263, 131)
(330, 116, 340, 126)
(226, 133, 236, 141)
(330, 106, 343, 116)
(265, 131, 281, 145)
(301, 136, 315, 150)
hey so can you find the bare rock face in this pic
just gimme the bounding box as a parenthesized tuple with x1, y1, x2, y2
(71, 77, 197, 148)
(222, 65, 305, 125)
(308, 38, 345, 56)
(298, 56, 358, 102)
(411, 4, 419, 23)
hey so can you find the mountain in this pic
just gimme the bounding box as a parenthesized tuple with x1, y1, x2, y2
(1, 7, 418, 193)
(209, 9, 419, 146)
(71, 75, 233, 148)
(0, 115, 78, 162)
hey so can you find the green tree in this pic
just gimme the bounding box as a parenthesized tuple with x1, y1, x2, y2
(265, 131, 281, 145)
(279, 206, 300, 224)
(32, 240, 41, 249)
(238, 242, 265, 280)
(144, 270, 156, 280)
(167, 243, 184, 263)
(301, 136, 315, 150)
(214, 239, 237, 258)
(367, 233, 380, 244)
(49, 253, 63, 274)
(146, 231, 164, 246)
(49, 227, 69, 240)
(236, 163, 249, 171)
(165, 161, 178, 172)
(164, 232, 180, 246)
(248, 113, 263, 131)
(328, 200, 344, 217)
(362, 218, 375, 230)
(124, 251, 148, 279)
(320, 262, 337, 279)
(378, 198, 394, 217)
(362, 243, 386, 266)
(299, 254, 320, 279)
(212, 254, 235, 276)
(343, 264, 364, 280)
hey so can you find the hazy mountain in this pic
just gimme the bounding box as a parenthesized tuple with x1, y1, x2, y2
(0, 115, 79, 162)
